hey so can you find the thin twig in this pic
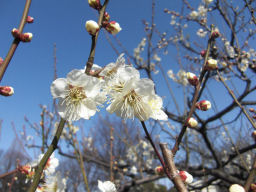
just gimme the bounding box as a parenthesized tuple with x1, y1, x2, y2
(217, 70, 256, 129)
(140, 121, 172, 180)
(85, 0, 110, 74)
(73, 136, 91, 192)
(0, 0, 32, 82)
(172, 25, 215, 155)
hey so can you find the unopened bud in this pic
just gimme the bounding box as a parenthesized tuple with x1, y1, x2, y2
(252, 131, 256, 141)
(88, 0, 102, 10)
(103, 12, 110, 22)
(18, 165, 32, 175)
(187, 72, 199, 86)
(187, 117, 198, 128)
(211, 28, 220, 39)
(179, 171, 193, 184)
(206, 58, 218, 70)
(196, 100, 211, 111)
(200, 50, 206, 57)
(105, 21, 122, 35)
(251, 183, 256, 191)
(154, 166, 164, 175)
(11, 28, 20, 38)
(229, 184, 245, 192)
(0, 57, 3, 65)
(26, 16, 34, 23)
(20, 33, 33, 42)
(0, 86, 14, 96)
(85, 20, 100, 35)
(249, 108, 255, 113)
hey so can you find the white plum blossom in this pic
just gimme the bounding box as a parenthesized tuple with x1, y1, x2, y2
(197, 28, 207, 38)
(43, 172, 67, 192)
(107, 77, 167, 121)
(37, 153, 59, 175)
(224, 41, 235, 58)
(177, 70, 188, 86)
(51, 69, 104, 121)
(239, 58, 249, 72)
(98, 180, 117, 192)
(197, 5, 207, 17)
(130, 166, 138, 175)
(190, 11, 199, 19)
(167, 70, 176, 80)
(103, 55, 167, 121)
(229, 184, 245, 192)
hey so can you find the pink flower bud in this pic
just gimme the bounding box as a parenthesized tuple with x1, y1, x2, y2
(206, 58, 218, 70)
(179, 171, 193, 184)
(187, 72, 199, 86)
(0, 86, 14, 96)
(18, 165, 32, 175)
(11, 28, 20, 38)
(85, 20, 100, 35)
(211, 28, 220, 39)
(252, 131, 256, 141)
(88, 0, 102, 10)
(0, 57, 3, 65)
(249, 108, 255, 113)
(187, 117, 198, 128)
(200, 50, 206, 57)
(229, 184, 245, 192)
(20, 32, 33, 42)
(26, 16, 34, 23)
(103, 12, 110, 22)
(105, 21, 122, 35)
(154, 166, 164, 175)
(196, 100, 211, 111)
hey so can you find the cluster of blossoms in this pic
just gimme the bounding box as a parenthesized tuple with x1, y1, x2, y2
(167, 69, 189, 86)
(18, 153, 66, 191)
(85, 0, 121, 35)
(123, 140, 154, 173)
(51, 54, 167, 122)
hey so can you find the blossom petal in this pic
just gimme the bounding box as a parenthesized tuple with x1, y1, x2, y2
(79, 98, 97, 119)
(58, 98, 80, 121)
(66, 69, 89, 87)
(135, 78, 155, 96)
(51, 78, 68, 98)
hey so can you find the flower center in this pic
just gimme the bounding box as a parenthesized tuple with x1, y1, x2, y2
(121, 90, 146, 119)
(67, 85, 87, 105)
(124, 90, 141, 105)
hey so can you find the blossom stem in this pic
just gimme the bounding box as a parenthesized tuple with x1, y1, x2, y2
(85, 0, 110, 75)
(0, 0, 32, 82)
(140, 121, 173, 180)
(72, 135, 91, 192)
(217, 70, 256, 129)
(28, 118, 66, 192)
(171, 25, 215, 155)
